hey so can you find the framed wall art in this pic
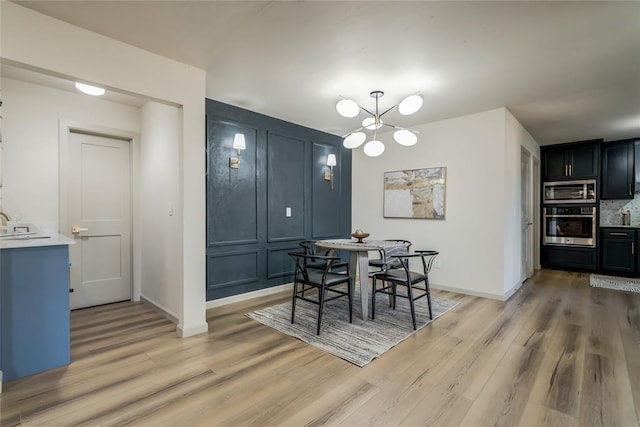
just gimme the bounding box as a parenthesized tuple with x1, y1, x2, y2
(383, 167, 446, 219)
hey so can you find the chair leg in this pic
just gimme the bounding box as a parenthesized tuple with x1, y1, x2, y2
(371, 277, 377, 320)
(317, 286, 325, 335)
(348, 280, 353, 324)
(291, 278, 298, 324)
(407, 283, 417, 330)
(392, 283, 397, 310)
(426, 278, 433, 320)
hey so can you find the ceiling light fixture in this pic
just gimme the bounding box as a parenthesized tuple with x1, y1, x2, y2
(337, 91, 422, 157)
(75, 82, 105, 96)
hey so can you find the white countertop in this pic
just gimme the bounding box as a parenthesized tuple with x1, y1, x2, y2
(0, 233, 75, 250)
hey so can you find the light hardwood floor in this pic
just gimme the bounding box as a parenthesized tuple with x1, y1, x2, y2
(1, 269, 639, 426)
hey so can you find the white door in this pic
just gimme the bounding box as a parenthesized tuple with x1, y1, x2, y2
(521, 147, 533, 282)
(67, 131, 131, 309)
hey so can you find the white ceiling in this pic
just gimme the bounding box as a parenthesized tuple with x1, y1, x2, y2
(11, 1, 640, 145)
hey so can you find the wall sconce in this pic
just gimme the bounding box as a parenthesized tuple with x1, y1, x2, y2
(325, 154, 337, 190)
(229, 133, 246, 169)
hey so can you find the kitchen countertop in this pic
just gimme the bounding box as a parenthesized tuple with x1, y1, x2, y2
(0, 233, 75, 250)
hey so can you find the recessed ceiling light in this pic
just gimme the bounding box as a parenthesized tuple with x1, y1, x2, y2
(75, 82, 105, 96)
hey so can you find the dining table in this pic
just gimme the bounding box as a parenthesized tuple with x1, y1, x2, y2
(315, 238, 406, 320)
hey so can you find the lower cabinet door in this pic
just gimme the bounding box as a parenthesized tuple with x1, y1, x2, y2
(602, 238, 635, 273)
(542, 246, 597, 271)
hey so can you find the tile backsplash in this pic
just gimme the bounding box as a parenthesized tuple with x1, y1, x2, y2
(600, 196, 640, 226)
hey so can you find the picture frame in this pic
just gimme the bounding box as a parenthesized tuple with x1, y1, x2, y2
(383, 167, 446, 219)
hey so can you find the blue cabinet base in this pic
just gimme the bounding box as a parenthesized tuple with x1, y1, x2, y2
(1, 245, 70, 382)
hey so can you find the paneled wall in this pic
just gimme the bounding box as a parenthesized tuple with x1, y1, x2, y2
(205, 99, 352, 300)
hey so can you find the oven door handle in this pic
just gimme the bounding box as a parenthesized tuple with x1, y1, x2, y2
(544, 215, 595, 218)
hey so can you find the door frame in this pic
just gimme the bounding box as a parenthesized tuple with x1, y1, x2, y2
(520, 146, 540, 282)
(59, 120, 141, 302)
(532, 156, 541, 271)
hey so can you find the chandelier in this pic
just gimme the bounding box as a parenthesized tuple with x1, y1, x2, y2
(336, 91, 423, 157)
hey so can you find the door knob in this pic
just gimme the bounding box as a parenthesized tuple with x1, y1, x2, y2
(72, 226, 89, 233)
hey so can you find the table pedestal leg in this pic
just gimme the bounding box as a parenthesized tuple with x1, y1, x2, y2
(349, 251, 369, 320)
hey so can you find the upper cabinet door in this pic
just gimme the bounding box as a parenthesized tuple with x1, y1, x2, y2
(543, 148, 568, 180)
(601, 140, 634, 200)
(568, 143, 599, 179)
(542, 141, 599, 181)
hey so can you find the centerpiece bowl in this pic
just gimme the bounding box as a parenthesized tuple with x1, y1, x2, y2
(351, 232, 370, 243)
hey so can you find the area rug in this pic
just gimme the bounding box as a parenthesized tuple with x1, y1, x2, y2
(246, 291, 459, 367)
(590, 274, 640, 294)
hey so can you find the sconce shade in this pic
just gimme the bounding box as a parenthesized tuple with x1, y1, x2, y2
(336, 99, 360, 118)
(232, 133, 246, 150)
(393, 129, 418, 146)
(363, 140, 385, 157)
(343, 132, 366, 149)
(398, 95, 423, 115)
(327, 154, 337, 167)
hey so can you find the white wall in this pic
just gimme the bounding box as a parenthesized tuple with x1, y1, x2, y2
(1, 2, 208, 336)
(0, 77, 140, 231)
(353, 107, 539, 300)
(140, 102, 183, 318)
(504, 109, 540, 295)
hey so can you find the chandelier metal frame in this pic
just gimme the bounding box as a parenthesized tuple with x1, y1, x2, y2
(337, 90, 422, 157)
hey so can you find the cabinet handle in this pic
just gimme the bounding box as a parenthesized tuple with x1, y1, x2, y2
(564, 164, 568, 176)
(569, 164, 572, 176)
(633, 242, 635, 256)
(610, 232, 630, 236)
(630, 183, 633, 196)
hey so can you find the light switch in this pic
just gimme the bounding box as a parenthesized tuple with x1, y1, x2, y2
(169, 202, 174, 216)
(286, 207, 292, 217)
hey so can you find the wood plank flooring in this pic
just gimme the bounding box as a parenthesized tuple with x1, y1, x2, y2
(1, 269, 639, 426)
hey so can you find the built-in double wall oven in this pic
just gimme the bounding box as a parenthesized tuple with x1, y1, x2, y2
(543, 179, 597, 248)
(543, 205, 596, 247)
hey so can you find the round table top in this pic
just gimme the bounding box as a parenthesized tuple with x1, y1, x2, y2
(315, 238, 389, 252)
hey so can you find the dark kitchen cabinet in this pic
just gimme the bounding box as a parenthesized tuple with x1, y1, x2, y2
(542, 140, 600, 181)
(601, 140, 634, 200)
(601, 228, 635, 273)
(541, 246, 597, 271)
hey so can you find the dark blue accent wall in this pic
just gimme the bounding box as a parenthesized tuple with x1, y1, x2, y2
(206, 99, 352, 301)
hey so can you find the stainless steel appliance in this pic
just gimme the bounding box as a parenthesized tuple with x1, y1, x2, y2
(543, 179, 596, 204)
(544, 206, 596, 247)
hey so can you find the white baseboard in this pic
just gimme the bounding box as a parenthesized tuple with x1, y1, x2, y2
(206, 283, 293, 310)
(140, 295, 178, 324)
(504, 280, 524, 301)
(431, 282, 507, 301)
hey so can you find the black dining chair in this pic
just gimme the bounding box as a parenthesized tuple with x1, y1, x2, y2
(368, 239, 412, 274)
(289, 252, 353, 335)
(370, 250, 438, 330)
(299, 240, 349, 272)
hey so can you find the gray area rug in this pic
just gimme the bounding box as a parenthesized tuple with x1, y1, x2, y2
(590, 274, 640, 294)
(246, 290, 459, 367)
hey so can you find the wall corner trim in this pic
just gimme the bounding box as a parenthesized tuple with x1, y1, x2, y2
(177, 322, 209, 338)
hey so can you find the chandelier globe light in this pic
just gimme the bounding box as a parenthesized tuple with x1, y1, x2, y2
(393, 129, 418, 146)
(343, 132, 367, 149)
(337, 90, 422, 157)
(398, 95, 424, 115)
(363, 140, 385, 157)
(336, 99, 360, 118)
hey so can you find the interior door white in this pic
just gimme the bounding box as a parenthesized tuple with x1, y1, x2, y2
(521, 148, 533, 282)
(67, 131, 131, 309)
